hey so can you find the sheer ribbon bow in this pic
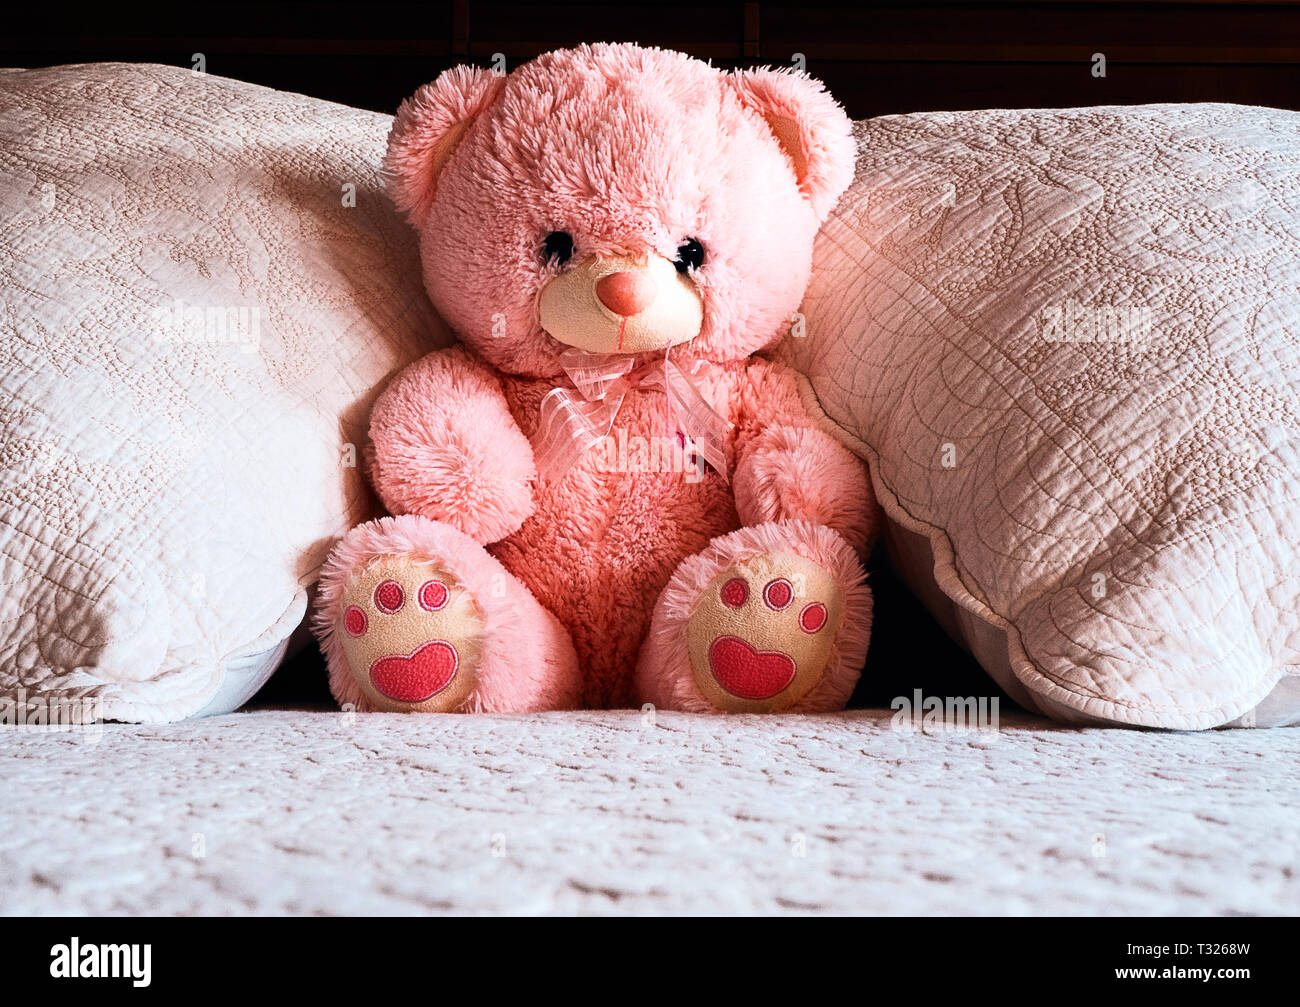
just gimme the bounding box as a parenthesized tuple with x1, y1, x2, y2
(532, 347, 731, 483)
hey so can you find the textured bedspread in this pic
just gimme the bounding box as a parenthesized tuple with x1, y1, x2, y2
(2, 709, 1296, 915)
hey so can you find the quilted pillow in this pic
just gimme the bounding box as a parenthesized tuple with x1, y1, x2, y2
(786, 103, 1300, 729)
(0, 63, 446, 721)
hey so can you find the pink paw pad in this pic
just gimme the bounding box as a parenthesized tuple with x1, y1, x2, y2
(799, 602, 828, 633)
(344, 605, 368, 637)
(763, 578, 794, 610)
(369, 640, 460, 703)
(721, 577, 749, 608)
(419, 579, 449, 611)
(374, 580, 405, 614)
(708, 636, 797, 700)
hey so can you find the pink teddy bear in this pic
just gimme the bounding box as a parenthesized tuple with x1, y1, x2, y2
(313, 43, 880, 714)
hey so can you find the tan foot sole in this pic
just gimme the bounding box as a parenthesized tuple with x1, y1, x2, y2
(686, 551, 844, 712)
(337, 556, 484, 712)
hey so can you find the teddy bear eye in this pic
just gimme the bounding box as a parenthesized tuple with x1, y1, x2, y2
(542, 231, 574, 266)
(674, 238, 705, 273)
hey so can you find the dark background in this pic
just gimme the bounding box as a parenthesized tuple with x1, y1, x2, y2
(6, 1, 1298, 118)
(6, 1, 1296, 708)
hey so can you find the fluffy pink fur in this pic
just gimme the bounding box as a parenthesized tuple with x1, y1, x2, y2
(734, 425, 880, 555)
(634, 520, 873, 713)
(368, 346, 536, 545)
(730, 68, 856, 220)
(312, 514, 582, 713)
(315, 44, 880, 713)
(385, 66, 507, 228)
(387, 43, 854, 377)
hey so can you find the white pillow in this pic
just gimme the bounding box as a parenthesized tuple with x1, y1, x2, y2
(0, 63, 447, 721)
(786, 103, 1300, 729)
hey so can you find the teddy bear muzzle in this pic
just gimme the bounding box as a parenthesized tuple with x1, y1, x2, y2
(538, 253, 703, 354)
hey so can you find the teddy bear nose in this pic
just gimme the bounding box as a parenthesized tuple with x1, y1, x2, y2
(596, 270, 657, 316)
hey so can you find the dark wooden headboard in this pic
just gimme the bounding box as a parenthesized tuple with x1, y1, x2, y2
(6, 1, 1298, 118)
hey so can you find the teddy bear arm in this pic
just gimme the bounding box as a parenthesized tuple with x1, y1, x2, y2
(367, 347, 536, 545)
(730, 359, 880, 555)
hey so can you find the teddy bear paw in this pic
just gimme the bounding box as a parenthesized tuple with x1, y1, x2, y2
(336, 556, 485, 712)
(686, 552, 846, 713)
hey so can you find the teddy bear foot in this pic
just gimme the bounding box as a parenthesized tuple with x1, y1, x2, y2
(313, 514, 583, 713)
(635, 521, 872, 713)
(332, 552, 485, 712)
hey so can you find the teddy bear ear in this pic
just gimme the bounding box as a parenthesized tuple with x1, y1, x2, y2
(384, 66, 507, 227)
(728, 67, 855, 222)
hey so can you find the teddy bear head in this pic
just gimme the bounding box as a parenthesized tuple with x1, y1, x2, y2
(385, 43, 854, 377)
